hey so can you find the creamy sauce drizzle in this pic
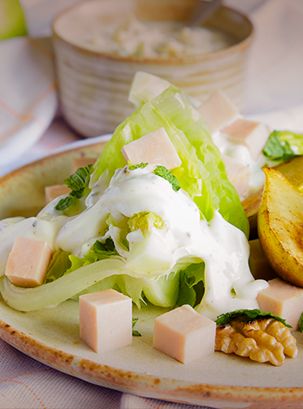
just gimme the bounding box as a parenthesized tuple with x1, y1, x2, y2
(212, 130, 265, 198)
(0, 165, 267, 318)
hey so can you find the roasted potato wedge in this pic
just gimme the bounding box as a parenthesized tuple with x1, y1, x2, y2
(249, 239, 277, 281)
(258, 168, 303, 287)
(277, 156, 303, 191)
(242, 188, 263, 238)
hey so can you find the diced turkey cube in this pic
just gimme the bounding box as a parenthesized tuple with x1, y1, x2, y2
(198, 90, 239, 132)
(257, 278, 303, 329)
(122, 128, 181, 169)
(72, 157, 96, 173)
(222, 155, 250, 198)
(79, 289, 132, 353)
(222, 119, 269, 160)
(5, 237, 52, 287)
(153, 305, 216, 364)
(45, 184, 70, 203)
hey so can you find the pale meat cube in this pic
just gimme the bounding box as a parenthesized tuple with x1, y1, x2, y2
(79, 289, 132, 353)
(45, 184, 70, 203)
(5, 237, 52, 287)
(222, 155, 250, 198)
(198, 90, 239, 132)
(222, 119, 269, 160)
(257, 278, 303, 329)
(72, 157, 96, 173)
(153, 305, 216, 364)
(122, 128, 181, 169)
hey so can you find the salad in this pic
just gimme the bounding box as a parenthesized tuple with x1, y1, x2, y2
(0, 73, 269, 320)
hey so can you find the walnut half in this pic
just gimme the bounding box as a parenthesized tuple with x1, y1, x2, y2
(215, 318, 298, 366)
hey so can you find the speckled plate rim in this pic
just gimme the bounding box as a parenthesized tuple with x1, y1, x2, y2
(0, 319, 303, 408)
(0, 138, 302, 408)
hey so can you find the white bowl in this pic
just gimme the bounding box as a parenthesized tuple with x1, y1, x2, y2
(53, 0, 253, 136)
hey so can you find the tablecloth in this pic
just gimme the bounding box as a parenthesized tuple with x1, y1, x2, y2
(1, 1, 303, 408)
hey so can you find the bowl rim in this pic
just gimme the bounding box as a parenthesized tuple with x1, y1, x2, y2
(52, 1, 254, 65)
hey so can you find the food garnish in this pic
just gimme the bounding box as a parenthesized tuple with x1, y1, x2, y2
(263, 130, 303, 164)
(55, 165, 93, 212)
(215, 309, 297, 366)
(298, 313, 303, 333)
(128, 162, 148, 170)
(153, 165, 180, 191)
(216, 309, 291, 328)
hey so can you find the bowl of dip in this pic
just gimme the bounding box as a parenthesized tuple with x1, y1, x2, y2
(53, 0, 253, 136)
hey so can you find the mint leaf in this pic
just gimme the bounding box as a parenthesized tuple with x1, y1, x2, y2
(65, 165, 93, 195)
(55, 196, 76, 211)
(298, 313, 303, 333)
(91, 239, 116, 255)
(132, 317, 141, 337)
(216, 309, 291, 328)
(128, 162, 148, 170)
(153, 165, 180, 191)
(85, 239, 118, 263)
(55, 165, 93, 212)
(263, 130, 298, 162)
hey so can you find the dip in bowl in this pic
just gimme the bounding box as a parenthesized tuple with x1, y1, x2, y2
(53, 0, 253, 136)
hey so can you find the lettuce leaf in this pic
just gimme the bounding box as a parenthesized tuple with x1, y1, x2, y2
(44, 251, 71, 283)
(0, 258, 126, 311)
(0, 256, 181, 312)
(176, 262, 204, 307)
(92, 86, 248, 236)
(66, 238, 118, 275)
(74, 267, 180, 308)
(142, 272, 179, 307)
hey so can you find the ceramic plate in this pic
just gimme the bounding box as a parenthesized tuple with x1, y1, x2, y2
(0, 140, 303, 409)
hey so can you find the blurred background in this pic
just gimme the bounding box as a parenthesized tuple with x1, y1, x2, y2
(0, 0, 303, 171)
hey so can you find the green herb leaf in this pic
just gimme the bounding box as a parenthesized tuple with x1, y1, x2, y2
(65, 238, 118, 275)
(64, 165, 93, 194)
(262, 130, 302, 162)
(128, 162, 148, 170)
(132, 317, 142, 337)
(216, 309, 291, 328)
(85, 239, 118, 263)
(153, 165, 180, 191)
(298, 312, 303, 332)
(55, 196, 76, 211)
(90, 239, 117, 258)
(55, 165, 93, 212)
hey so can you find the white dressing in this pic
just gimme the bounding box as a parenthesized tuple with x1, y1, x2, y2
(213, 130, 265, 198)
(0, 164, 267, 318)
(53, 164, 267, 318)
